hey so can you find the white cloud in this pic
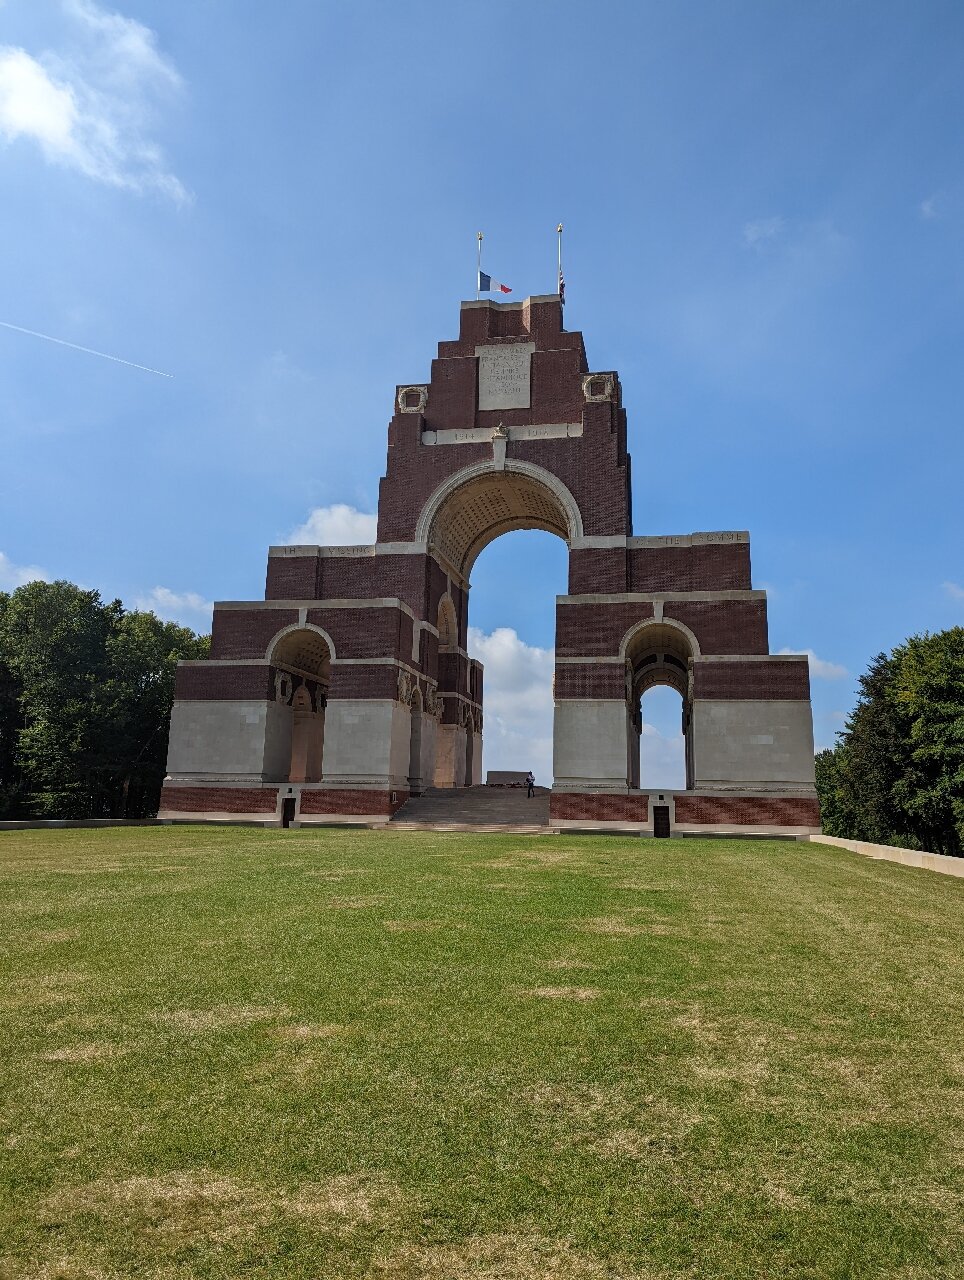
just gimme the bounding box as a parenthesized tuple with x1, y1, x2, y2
(0, 1, 187, 200)
(134, 586, 212, 629)
(777, 647, 848, 679)
(943, 581, 964, 602)
(468, 626, 554, 784)
(0, 551, 51, 590)
(743, 216, 784, 248)
(920, 196, 939, 220)
(287, 504, 377, 547)
(639, 720, 686, 790)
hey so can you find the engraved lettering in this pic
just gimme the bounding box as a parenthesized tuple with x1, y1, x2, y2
(476, 343, 534, 411)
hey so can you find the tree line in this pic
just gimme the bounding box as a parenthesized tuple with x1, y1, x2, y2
(0, 580, 208, 821)
(816, 628, 964, 857)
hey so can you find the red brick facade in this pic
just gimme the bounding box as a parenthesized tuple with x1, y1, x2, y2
(692, 659, 811, 701)
(550, 792, 650, 824)
(673, 795, 821, 827)
(165, 293, 818, 832)
(300, 788, 408, 816)
(160, 786, 279, 814)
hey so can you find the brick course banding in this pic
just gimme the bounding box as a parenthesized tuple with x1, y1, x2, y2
(664, 600, 769, 655)
(553, 664, 626, 700)
(692, 659, 811, 701)
(300, 788, 408, 816)
(550, 792, 649, 823)
(211, 608, 298, 660)
(174, 664, 272, 701)
(160, 786, 279, 814)
(628, 544, 752, 593)
(673, 795, 821, 827)
(556, 602, 656, 657)
(265, 555, 320, 600)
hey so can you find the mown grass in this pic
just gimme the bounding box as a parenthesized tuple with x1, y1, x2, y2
(1, 826, 963, 1278)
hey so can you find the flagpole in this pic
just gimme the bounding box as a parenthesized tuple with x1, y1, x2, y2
(557, 222, 564, 303)
(477, 231, 483, 300)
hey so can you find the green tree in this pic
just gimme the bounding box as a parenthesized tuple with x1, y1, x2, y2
(889, 628, 964, 857)
(99, 609, 209, 817)
(0, 591, 25, 818)
(0, 580, 208, 819)
(815, 630, 964, 856)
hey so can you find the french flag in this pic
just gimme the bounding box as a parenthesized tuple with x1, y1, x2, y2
(478, 271, 511, 295)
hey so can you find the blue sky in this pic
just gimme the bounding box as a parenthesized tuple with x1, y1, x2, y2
(1, 1, 962, 786)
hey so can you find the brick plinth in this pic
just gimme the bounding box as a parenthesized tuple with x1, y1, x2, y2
(300, 788, 408, 816)
(160, 785, 279, 814)
(673, 795, 821, 827)
(550, 793, 649, 824)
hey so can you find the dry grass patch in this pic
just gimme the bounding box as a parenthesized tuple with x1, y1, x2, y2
(305, 867, 372, 881)
(43, 1172, 266, 1247)
(40, 1042, 124, 1064)
(382, 920, 444, 933)
(271, 1021, 349, 1042)
(673, 1009, 773, 1089)
(326, 894, 389, 909)
(289, 1173, 404, 1228)
(41, 1169, 405, 1249)
(526, 986, 600, 1002)
(574, 917, 644, 937)
(522, 1082, 700, 1165)
(2, 970, 90, 1011)
(156, 1004, 290, 1033)
(5, 1261, 113, 1280)
(372, 1231, 630, 1279)
(24, 928, 82, 945)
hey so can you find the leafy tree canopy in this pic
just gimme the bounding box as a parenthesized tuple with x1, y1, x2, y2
(0, 581, 208, 820)
(816, 628, 964, 857)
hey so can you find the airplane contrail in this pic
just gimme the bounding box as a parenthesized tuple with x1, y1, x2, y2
(0, 319, 174, 378)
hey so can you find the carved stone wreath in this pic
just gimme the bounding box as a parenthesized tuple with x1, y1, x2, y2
(397, 671, 413, 705)
(274, 671, 294, 705)
(582, 372, 614, 403)
(397, 384, 428, 414)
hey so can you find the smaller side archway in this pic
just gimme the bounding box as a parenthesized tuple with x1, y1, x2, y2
(267, 626, 332, 783)
(621, 620, 697, 790)
(437, 594, 458, 651)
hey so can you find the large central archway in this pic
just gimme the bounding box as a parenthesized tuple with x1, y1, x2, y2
(418, 462, 577, 788)
(417, 460, 583, 581)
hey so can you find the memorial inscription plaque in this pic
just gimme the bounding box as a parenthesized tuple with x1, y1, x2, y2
(476, 342, 535, 411)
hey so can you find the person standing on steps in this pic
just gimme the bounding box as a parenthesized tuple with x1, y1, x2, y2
(525, 771, 535, 799)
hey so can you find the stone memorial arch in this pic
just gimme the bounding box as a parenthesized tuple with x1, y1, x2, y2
(161, 294, 820, 835)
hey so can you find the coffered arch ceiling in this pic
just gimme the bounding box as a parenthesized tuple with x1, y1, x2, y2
(419, 462, 582, 579)
(624, 621, 695, 701)
(268, 626, 332, 683)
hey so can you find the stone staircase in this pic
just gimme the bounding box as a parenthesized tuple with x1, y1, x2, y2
(390, 785, 551, 832)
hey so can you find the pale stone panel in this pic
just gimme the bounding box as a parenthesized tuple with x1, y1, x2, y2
(470, 731, 483, 785)
(433, 724, 462, 787)
(419, 713, 437, 793)
(262, 700, 295, 782)
(553, 700, 630, 790)
(476, 342, 535, 410)
(691, 700, 816, 789)
(322, 699, 411, 788)
(166, 700, 281, 781)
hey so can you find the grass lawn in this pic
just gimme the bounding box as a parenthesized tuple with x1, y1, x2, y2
(2, 827, 964, 1279)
